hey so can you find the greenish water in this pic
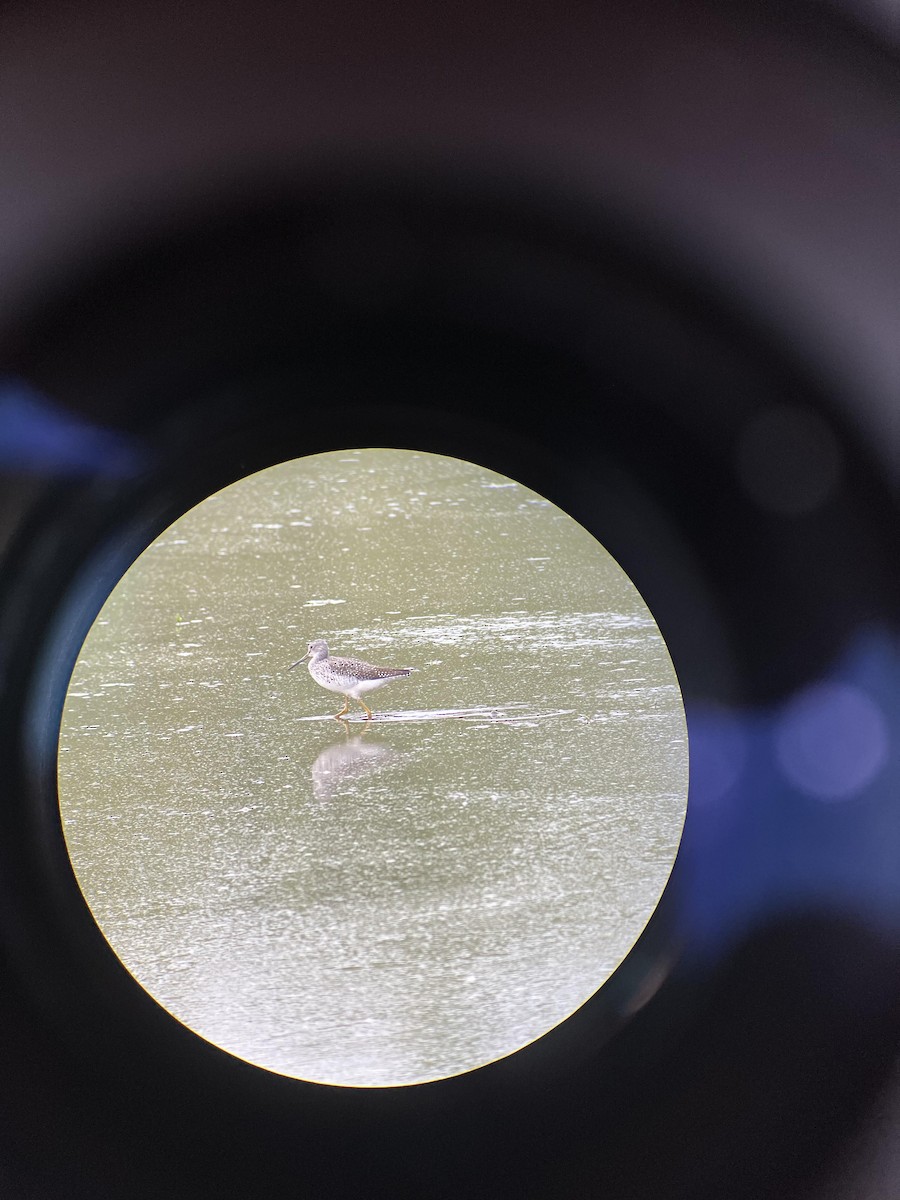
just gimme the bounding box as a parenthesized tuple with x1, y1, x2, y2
(58, 449, 688, 1087)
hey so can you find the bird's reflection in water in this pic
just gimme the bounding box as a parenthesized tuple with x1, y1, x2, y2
(310, 725, 401, 801)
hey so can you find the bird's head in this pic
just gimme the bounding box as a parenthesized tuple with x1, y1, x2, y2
(288, 638, 328, 671)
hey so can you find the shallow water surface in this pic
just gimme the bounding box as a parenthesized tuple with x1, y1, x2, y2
(58, 450, 688, 1086)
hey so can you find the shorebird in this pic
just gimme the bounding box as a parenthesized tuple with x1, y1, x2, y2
(289, 639, 414, 720)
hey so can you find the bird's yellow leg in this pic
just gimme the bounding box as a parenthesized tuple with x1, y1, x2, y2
(357, 697, 374, 720)
(334, 696, 351, 720)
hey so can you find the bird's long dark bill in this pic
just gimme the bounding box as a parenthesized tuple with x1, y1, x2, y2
(287, 657, 307, 671)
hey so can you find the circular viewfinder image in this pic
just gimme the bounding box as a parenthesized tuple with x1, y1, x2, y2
(58, 449, 688, 1087)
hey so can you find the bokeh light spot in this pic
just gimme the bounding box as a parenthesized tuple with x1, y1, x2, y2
(736, 405, 842, 517)
(775, 682, 889, 801)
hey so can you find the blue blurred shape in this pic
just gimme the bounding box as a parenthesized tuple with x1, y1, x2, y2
(682, 628, 900, 955)
(775, 681, 889, 802)
(0, 378, 146, 476)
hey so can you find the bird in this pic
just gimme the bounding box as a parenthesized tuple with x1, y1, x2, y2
(289, 638, 414, 720)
